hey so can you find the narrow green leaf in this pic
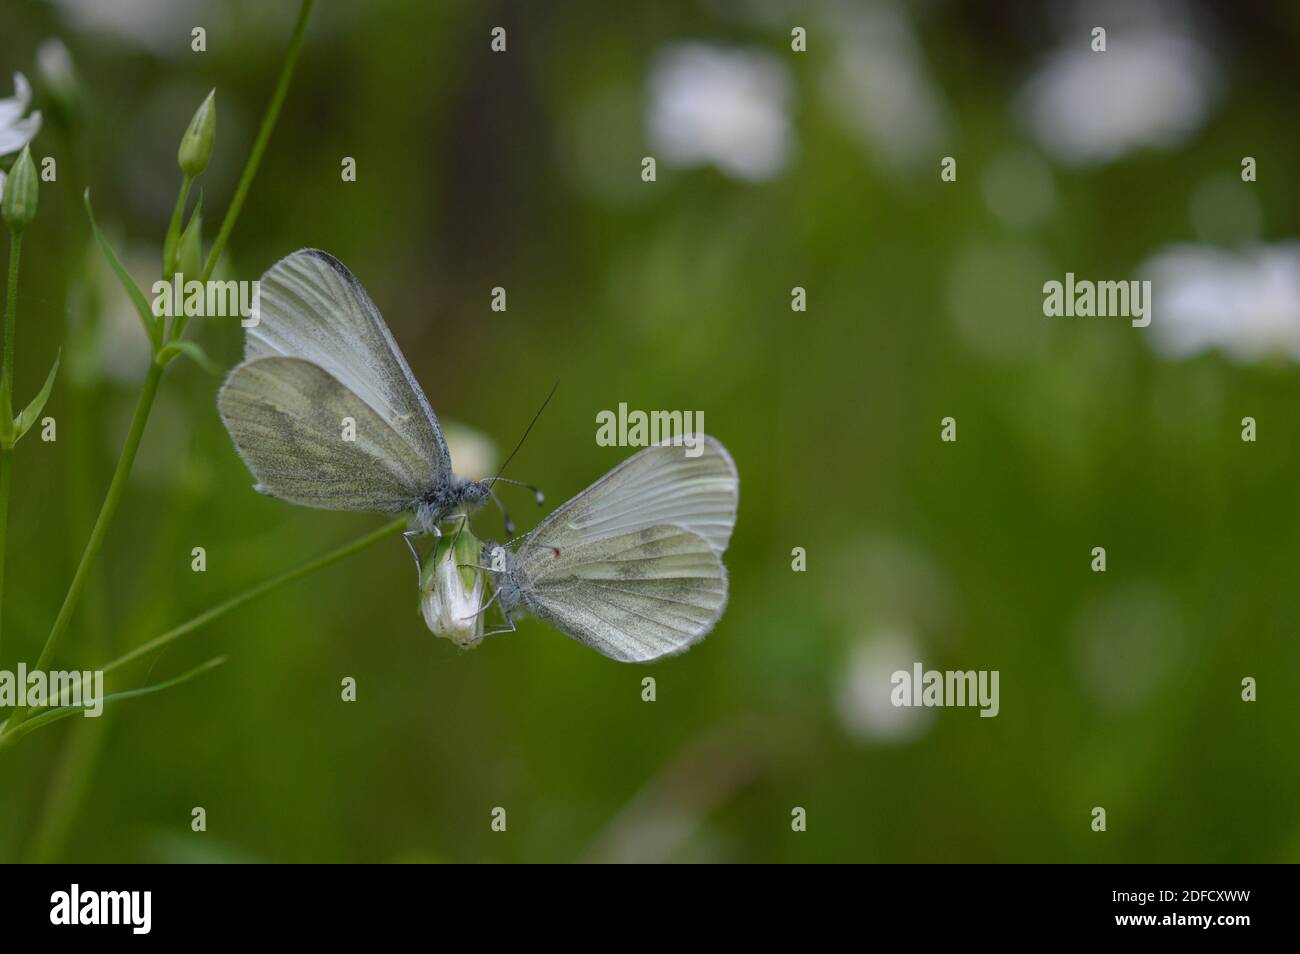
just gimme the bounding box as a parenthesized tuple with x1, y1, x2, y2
(162, 174, 193, 280)
(156, 339, 218, 374)
(83, 188, 157, 342)
(0, 657, 226, 748)
(178, 193, 204, 280)
(12, 348, 60, 443)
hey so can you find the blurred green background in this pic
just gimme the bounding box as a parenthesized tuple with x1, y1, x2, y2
(0, 0, 1296, 862)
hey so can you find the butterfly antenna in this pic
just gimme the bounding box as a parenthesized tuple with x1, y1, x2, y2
(483, 380, 558, 534)
(489, 476, 545, 505)
(486, 379, 559, 493)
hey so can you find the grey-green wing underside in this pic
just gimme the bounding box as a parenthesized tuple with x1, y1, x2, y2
(218, 355, 429, 512)
(517, 524, 728, 663)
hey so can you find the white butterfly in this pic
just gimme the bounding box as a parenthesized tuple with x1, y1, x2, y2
(477, 435, 739, 663)
(218, 249, 493, 557)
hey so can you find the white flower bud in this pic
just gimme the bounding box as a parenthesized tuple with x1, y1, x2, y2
(419, 527, 486, 648)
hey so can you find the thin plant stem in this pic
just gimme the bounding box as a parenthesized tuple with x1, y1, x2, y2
(161, 172, 192, 338)
(0, 449, 10, 656)
(0, 518, 404, 747)
(101, 517, 406, 678)
(4, 0, 318, 736)
(201, 0, 315, 285)
(21, 516, 403, 854)
(1, 232, 19, 413)
(0, 231, 23, 656)
(5, 363, 163, 734)
(26, 716, 109, 861)
(26, 176, 114, 863)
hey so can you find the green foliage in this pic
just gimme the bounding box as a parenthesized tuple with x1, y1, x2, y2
(0, 0, 1294, 863)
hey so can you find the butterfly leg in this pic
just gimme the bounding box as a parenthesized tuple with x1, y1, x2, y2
(457, 587, 515, 638)
(446, 512, 470, 547)
(403, 528, 429, 582)
(482, 607, 516, 640)
(461, 587, 501, 621)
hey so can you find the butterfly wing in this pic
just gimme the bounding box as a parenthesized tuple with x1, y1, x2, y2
(514, 524, 728, 663)
(218, 356, 431, 511)
(506, 435, 738, 662)
(522, 434, 738, 556)
(247, 248, 450, 479)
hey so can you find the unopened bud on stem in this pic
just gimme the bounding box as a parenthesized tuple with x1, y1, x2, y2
(0, 145, 38, 233)
(178, 89, 216, 177)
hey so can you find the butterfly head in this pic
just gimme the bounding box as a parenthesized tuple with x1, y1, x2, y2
(459, 480, 492, 509)
(480, 542, 523, 613)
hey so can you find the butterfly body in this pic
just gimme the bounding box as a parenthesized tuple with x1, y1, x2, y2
(413, 478, 491, 533)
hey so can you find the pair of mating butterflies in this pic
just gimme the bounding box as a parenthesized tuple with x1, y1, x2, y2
(218, 250, 738, 663)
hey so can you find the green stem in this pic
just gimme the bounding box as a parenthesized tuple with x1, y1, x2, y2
(1, 232, 19, 417)
(0, 517, 403, 747)
(3, 363, 162, 734)
(0, 231, 21, 656)
(26, 716, 109, 860)
(100, 517, 405, 678)
(14, 518, 404, 850)
(4, 0, 318, 735)
(201, 0, 315, 283)
(26, 383, 113, 862)
(0, 448, 10, 657)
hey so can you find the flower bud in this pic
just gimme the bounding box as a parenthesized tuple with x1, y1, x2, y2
(177, 90, 216, 177)
(1, 145, 38, 233)
(419, 525, 486, 648)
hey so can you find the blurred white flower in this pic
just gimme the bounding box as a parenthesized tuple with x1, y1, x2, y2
(0, 73, 41, 153)
(1141, 242, 1300, 363)
(51, 0, 330, 59)
(51, 0, 205, 58)
(836, 630, 934, 744)
(37, 38, 79, 116)
(646, 42, 794, 182)
(820, 4, 951, 170)
(0, 73, 42, 200)
(440, 422, 498, 481)
(1018, 31, 1218, 165)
